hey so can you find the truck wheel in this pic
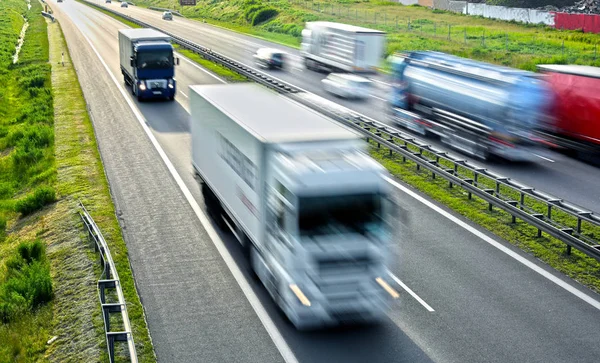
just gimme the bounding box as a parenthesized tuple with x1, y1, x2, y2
(169, 95, 175, 101)
(132, 82, 137, 96)
(248, 244, 260, 281)
(201, 183, 225, 229)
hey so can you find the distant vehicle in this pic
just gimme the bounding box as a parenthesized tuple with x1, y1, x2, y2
(388, 51, 552, 162)
(253, 48, 286, 70)
(57, 0, 63, 3)
(162, 11, 173, 20)
(190, 83, 398, 330)
(321, 73, 372, 99)
(536, 65, 600, 156)
(301, 21, 386, 73)
(120, 1, 128, 7)
(118, 28, 179, 101)
(105, 0, 111, 3)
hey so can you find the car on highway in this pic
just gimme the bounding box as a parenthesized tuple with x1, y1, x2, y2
(253, 48, 286, 70)
(162, 11, 173, 21)
(105, 0, 111, 3)
(321, 73, 372, 99)
(120, 1, 128, 7)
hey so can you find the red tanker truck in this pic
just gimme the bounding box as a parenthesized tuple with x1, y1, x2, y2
(537, 65, 600, 156)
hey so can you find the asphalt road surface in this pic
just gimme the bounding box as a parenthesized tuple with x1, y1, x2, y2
(90, 0, 600, 214)
(49, 1, 600, 363)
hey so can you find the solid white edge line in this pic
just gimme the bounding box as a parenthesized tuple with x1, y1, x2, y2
(178, 54, 227, 84)
(78, 30, 299, 363)
(370, 95, 387, 102)
(387, 272, 435, 312)
(534, 153, 555, 163)
(384, 176, 600, 311)
(178, 90, 188, 98)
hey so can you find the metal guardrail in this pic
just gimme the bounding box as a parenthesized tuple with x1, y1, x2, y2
(147, 6, 182, 17)
(41, 11, 55, 22)
(82, 0, 600, 261)
(79, 202, 138, 363)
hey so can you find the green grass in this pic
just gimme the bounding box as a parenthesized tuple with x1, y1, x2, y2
(77, 0, 143, 28)
(0, 0, 155, 361)
(0, 0, 57, 360)
(367, 140, 600, 294)
(132, 0, 600, 70)
(172, 44, 248, 82)
(78, 0, 249, 81)
(85, 0, 600, 293)
(44, 16, 156, 363)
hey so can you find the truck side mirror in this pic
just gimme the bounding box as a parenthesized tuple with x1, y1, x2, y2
(176, 57, 180, 66)
(130, 56, 134, 67)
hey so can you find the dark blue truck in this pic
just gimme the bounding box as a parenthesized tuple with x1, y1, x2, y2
(118, 28, 179, 101)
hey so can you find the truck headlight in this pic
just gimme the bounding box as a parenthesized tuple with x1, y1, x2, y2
(139, 82, 146, 91)
(168, 79, 174, 89)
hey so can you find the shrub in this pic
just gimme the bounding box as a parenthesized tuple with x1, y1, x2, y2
(15, 186, 56, 216)
(0, 240, 52, 323)
(12, 144, 44, 173)
(244, 5, 264, 23)
(252, 7, 278, 26)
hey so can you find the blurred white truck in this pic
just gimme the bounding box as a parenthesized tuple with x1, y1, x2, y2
(190, 83, 398, 330)
(301, 21, 386, 73)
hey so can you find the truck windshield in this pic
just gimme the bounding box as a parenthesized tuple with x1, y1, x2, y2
(298, 193, 382, 237)
(137, 51, 173, 70)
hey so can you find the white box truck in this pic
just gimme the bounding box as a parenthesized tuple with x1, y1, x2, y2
(301, 21, 386, 73)
(190, 83, 399, 330)
(118, 28, 179, 101)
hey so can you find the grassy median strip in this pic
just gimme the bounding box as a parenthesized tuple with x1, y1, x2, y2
(73, 0, 600, 295)
(172, 44, 248, 82)
(367, 141, 600, 294)
(45, 13, 156, 363)
(132, 0, 600, 70)
(77, 0, 247, 82)
(76, 0, 142, 28)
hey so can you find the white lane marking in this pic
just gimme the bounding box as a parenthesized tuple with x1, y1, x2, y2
(370, 94, 387, 102)
(177, 53, 226, 84)
(78, 30, 299, 363)
(388, 272, 435, 312)
(370, 78, 391, 87)
(384, 176, 600, 311)
(535, 153, 555, 162)
(179, 90, 188, 98)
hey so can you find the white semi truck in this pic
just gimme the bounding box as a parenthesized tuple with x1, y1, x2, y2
(301, 21, 386, 73)
(190, 83, 399, 330)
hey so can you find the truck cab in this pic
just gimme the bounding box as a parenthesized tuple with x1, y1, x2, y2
(253, 143, 397, 329)
(119, 29, 179, 101)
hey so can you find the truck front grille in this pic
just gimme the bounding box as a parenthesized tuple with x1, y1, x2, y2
(316, 256, 371, 276)
(146, 79, 167, 89)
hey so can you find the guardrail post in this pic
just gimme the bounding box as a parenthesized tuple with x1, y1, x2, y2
(375, 132, 381, 148)
(507, 201, 518, 223)
(495, 178, 507, 195)
(561, 229, 574, 254)
(446, 170, 454, 188)
(464, 179, 473, 199)
(532, 214, 544, 237)
(388, 138, 394, 156)
(484, 189, 495, 211)
(520, 188, 533, 210)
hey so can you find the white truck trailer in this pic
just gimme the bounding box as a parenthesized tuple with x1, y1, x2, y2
(190, 83, 398, 330)
(301, 21, 386, 73)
